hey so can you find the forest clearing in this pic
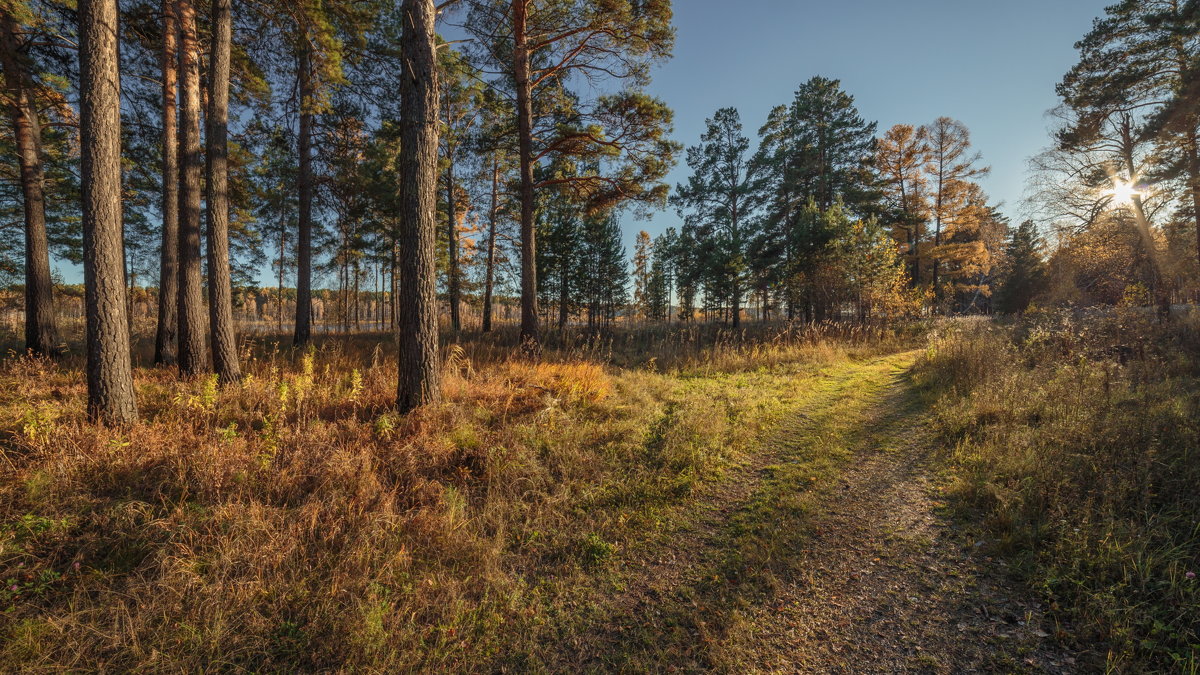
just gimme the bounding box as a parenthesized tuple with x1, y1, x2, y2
(1, 312, 1198, 671)
(3, 0, 1200, 671)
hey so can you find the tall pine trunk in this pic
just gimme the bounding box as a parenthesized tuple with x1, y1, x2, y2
(482, 159, 499, 332)
(294, 46, 314, 346)
(557, 262, 568, 330)
(277, 217, 286, 332)
(80, 0, 137, 423)
(512, 0, 539, 352)
(353, 258, 360, 330)
(446, 154, 461, 332)
(396, 0, 441, 413)
(0, 11, 57, 357)
(1185, 130, 1200, 275)
(1119, 115, 1170, 316)
(176, 0, 206, 377)
(205, 0, 240, 383)
(731, 203, 741, 329)
(390, 238, 398, 330)
(154, 0, 179, 365)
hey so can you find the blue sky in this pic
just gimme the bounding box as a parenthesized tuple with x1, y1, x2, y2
(630, 0, 1110, 244)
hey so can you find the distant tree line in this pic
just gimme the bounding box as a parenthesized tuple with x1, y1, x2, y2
(4, 0, 1200, 421)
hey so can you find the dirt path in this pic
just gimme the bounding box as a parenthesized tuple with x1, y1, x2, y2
(562, 353, 1077, 673)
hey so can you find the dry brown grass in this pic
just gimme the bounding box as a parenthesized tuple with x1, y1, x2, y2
(916, 309, 1200, 673)
(0, 321, 920, 671)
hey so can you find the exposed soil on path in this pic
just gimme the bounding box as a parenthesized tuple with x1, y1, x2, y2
(725, 426, 1076, 673)
(560, 354, 1078, 674)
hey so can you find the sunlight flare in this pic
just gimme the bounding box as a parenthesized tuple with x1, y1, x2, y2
(1109, 178, 1143, 207)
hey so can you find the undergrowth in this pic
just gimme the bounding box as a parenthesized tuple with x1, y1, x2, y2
(916, 309, 1200, 673)
(0, 322, 915, 671)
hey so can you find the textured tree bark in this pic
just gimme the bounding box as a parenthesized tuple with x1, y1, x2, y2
(154, 0, 179, 365)
(176, 0, 206, 377)
(396, 0, 441, 413)
(0, 11, 58, 357)
(512, 0, 539, 352)
(482, 159, 499, 332)
(205, 0, 240, 383)
(80, 0, 137, 423)
(294, 46, 314, 346)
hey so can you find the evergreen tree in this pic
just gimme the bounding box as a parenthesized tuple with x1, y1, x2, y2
(577, 213, 627, 328)
(475, 93, 515, 333)
(153, 0, 178, 365)
(396, 0, 441, 413)
(644, 235, 670, 322)
(0, 0, 59, 356)
(536, 170, 583, 330)
(1062, 0, 1200, 269)
(996, 220, 1047, 314)
(753, 77, 880, 317)
(758, 77, 878, 216)
(838, 214, 911, 320)
(80, 0, 137, 423)
(672, 224, 700, 322)
(672, 107, 756, 328)
(206, 0, 241, 383)
(175, 0, 206, 377)
(463, 0, 678, 349)
(439, 48, 483, 332)
(281, 0, 377, 345)
(632, 230, 652, 320)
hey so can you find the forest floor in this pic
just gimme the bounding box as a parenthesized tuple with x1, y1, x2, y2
(15, 319, 1184, 672)
(543, 352, 1077, 673)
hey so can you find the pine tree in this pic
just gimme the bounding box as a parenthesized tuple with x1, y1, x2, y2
(474, 87, 518, 333)
(632, 231, 652, 321)
(535, 169, 583, 330)
(463, 0, 678, 349)
(996, 220, 1047, 314)
(206, 0, 240, 383)
(80, 0, 137, 423)
(396, 0, 441, 413)
(673, 107, 756, 328)
(175, 0, 207, 376)
(281, 0, 375, 345)
(838, 214, 911, 320)
(644, 235, 670, 322)
(762, 77, 879, 215)
(578, 213, 627, 328)
(0, 0, 58, 356)
(153, 0, 179, 365)
(440, 48, 482, 332)
(1062, 0, 1200, 269)
(753, 77, 880, 317)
